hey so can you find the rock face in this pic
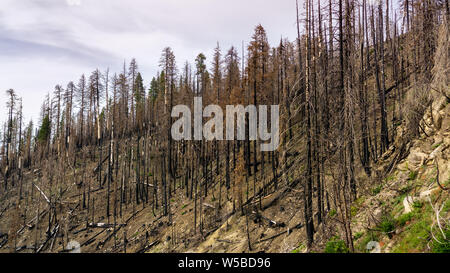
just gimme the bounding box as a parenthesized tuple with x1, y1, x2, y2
(431, 97, 446, 127)
(406, 150, 428, 171)
(434, 112, 443, 130)
(429, 144, 444, 161)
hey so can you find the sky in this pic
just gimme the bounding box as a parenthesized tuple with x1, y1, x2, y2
(0, 0, 300, 128)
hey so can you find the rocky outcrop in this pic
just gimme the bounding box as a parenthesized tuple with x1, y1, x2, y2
(351, 93, 449, 252)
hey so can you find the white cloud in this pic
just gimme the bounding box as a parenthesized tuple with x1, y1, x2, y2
(0, 0, 299, 125)
(66, 0, 81, 6)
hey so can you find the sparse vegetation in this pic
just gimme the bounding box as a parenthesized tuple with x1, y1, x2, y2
(372, 185, 382, 195)
(431, 143, 442, 150)
(431, 227, 450, 253)
(392, 204, 434, 253)
(291, 243, 306, 253)
(329, 209, 337, 217)
(397, 212, 414, 227)
(408, 171, 418, 181)
(412, 201, 423, 209)
(353, 232, 364, 241)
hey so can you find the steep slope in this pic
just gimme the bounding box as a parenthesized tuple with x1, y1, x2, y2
(350, 94, 449, 253)
(0, 96, 448, 254)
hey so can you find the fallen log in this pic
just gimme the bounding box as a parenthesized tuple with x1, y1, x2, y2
(0, 206, 8, 218)
(16, 224, 35, 234)
(88, 223, 125, 229)
(49, 225, 60, 251)
(202, 203, 215, 210)
(96, 207, 146, 250)
(36, 224, 59, 253)
(16, 245, 34, 252)
(32, 183, 50, 204)
(81, 229, 107, 247)
(241, 171, 286, 209)
(93, 156, 110, 175)
(96, 227, 119, 250)
(69, 187, 103, 198)
(137, 240, 159, 253)
(72, 227, 87, 235)
(255, 222, 303, 244)
(0, 234, 8, 249)
(68, 224, 79, 233)
(201, 227, 219, 241)
(216, 239, 233, 244)
(251, 211, 285, 228)
(261, 179, 301, 210)
(17, 210, 49, 235)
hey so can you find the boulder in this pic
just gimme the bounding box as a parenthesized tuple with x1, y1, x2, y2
(406, 151, 428, 171)
(419, 189, 434, 199)
(433, 135, 443, 146)
(424, 125, 435, 137)
(397, 161, 409, 172)
(444, 133, 450, 147)
(431, 96, 447, 113)
(428, 144, 444, 161)
(432, 111, 443, 130)
(422, 104, 446, 133)
(437, 157, 450, 185)
(403, 196, 415, 214)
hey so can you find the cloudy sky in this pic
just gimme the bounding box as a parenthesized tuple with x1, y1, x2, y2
(0, 0, 300, 127)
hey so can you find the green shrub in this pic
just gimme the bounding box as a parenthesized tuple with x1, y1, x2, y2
(398, 185, 412, 195)
(351, 206, 359, 217)
(386, 174, 396, 182)
(397, 212, 414, 227)
(378, 215, 396, 236)
(412, 201, 423, 209)
(431, 143, 441, 149)
(324, 236, 349, 253)
(408, 171, 418, 181)
(329, 209, 337, 217)
(353, 232, 364, 241)
(392, 207, 432, 253)
(372, 184, 382, 195)
(291, 243, 305, 253)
